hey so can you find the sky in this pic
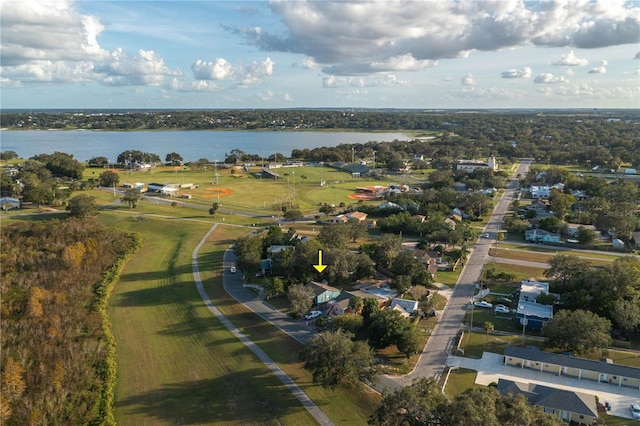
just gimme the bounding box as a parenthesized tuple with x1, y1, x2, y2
(1, 0, 639, 110)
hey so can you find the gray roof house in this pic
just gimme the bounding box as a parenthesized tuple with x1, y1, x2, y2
(504, 346, 640, 390)
(497, 379, 598, 425)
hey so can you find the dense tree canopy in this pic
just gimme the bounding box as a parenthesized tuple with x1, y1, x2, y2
(67, 194, 98, 218)
(299, 330, 375, 389)
(31, 152, 85, 180)
(544, 309, 612, 354)
(369, 378, 564, 426)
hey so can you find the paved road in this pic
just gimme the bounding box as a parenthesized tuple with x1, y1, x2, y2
(377, 160, 533, 391)
(192, 224, 334, 426)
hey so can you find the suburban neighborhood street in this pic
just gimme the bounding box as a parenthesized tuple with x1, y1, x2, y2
(377, 160, 532, 391)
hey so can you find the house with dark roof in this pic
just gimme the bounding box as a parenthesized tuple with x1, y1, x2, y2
(260, 168, 281, 179)
(497, 379, 598, 425)
(504, 346, 640, 390)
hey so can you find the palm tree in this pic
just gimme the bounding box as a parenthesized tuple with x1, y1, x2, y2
(484, 321, 494, 342)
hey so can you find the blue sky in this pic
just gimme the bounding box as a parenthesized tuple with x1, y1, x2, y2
(1, 0, 639, 109)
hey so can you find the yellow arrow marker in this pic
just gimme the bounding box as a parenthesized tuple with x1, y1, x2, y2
(313, 249, 328, 273)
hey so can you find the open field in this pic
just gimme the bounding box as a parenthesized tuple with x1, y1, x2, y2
(459, 331, 544, 359)
(492, 246, 622, 266)
(86, 165, 401, 215)
(484, 262, 547, 283)
(101, 212, 379, 425)
(103, 214, 319, 425)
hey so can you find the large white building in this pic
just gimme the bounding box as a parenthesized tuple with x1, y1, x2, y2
(456, 155, 497, 172)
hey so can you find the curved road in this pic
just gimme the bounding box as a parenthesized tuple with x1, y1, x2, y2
(191, 224, 334, 426)
(378, 160, 533, 390)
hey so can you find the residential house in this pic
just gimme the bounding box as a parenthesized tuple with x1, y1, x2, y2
(516, 300, 553, 331)
(504, 346, 640, 390)
(497, 379, 598, 425)
(0, 197, 20, 209)
(305, 281, 341, 306)
(389, 298, 419, 318)
(444, 217, 457, 229)
(345, 211, 368, 222)
(266, 245, 293, 255)
(566, 224, 596, 239)
(325, 291, 356, 316)
(525, 228, 561, 244)
(571, 189, 590, 201)
(529, 183, 564, 199)
(414, 249, 443, 277)
(327, 215, 349, 224)
(519, 280, 549, 303)
(632, 231, 640, 249)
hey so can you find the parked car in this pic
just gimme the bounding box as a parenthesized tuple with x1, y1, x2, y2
(481, 233, 490, 238)
(494, 305, 510, 314)
(631, 403, 640, 419)
(474, 301, 493, 309)
(230, 266, 236, 273)
(304, 310, 322, 320)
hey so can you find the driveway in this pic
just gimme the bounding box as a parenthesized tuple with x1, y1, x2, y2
(447, 353, 640, 420)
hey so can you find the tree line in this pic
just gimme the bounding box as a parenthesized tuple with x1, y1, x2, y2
(0, 219, 139, 425)
(4, 109, 639, 168)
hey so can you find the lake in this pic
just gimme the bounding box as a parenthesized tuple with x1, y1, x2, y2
(0, 130, 408, 163)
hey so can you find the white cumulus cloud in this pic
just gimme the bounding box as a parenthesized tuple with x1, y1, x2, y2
(552, 51, 589, 66)
(589, 60, 608, 74)
(235, 0, 640, 76)
(192, 58, 234, 80)
(534, 73, 569, 84)
(96, 48, 182, 86)
(500, 67, 532, 78)
(191, 57, 274, 88)
(461, 74, 476, 86)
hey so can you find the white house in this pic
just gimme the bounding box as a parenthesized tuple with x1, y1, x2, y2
(0, 197, 20, 209)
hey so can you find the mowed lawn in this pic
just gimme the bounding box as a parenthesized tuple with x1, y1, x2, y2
(104, 214, 316, 425)
(86, 165, 399, 215)
(104, 212, 379, 425)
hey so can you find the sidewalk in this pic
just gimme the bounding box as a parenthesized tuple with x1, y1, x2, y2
(446, 352, 639, 420)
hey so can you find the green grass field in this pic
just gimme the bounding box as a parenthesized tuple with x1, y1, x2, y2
(87, 165, 400, 215)
(99, 212, 379, 425)
(443, 368, 480, 398)
(104, 215, 320, 425)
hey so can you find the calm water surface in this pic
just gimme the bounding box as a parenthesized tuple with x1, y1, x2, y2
(0, 130, 408, 163)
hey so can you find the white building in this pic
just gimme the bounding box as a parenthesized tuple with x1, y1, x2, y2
(0, 197, 20, 209)
(455, 155, 497, 172)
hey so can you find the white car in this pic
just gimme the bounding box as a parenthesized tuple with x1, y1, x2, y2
(304, 310, 322, 320)
(494, 305, 510, 314)
(474, 301, 493, 309)
(230, 266, 236, 273)
(631, 403, 640, 419)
